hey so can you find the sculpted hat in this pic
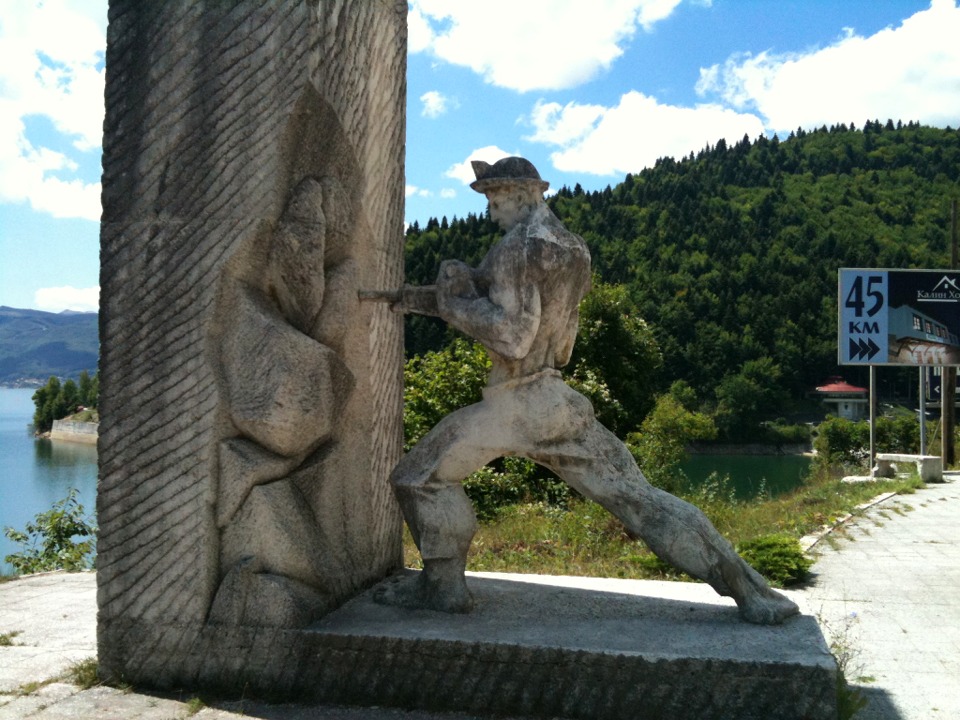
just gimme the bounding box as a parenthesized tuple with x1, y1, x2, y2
(470, 156, 549, 194)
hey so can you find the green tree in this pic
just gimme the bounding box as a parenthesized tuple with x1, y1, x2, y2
(31, 376, 61, 432)
(403, 123, 960, 420)
(61, 379, 79, 416)
(565, 363, 628, 434)
(87, 372, 99, 408)
(666, 379, 699, 412)
(627, 394, 717, 492)
(403, 337, 491, 449)
(569, 281, 663, 435)
(714, 357, 786, 440)
(77, 370, 98, 407)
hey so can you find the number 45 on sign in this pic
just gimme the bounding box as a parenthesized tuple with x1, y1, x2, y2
(839, 270, 888, 364)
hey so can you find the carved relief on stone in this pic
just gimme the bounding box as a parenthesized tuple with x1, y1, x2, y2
(208, 89, 378, 628)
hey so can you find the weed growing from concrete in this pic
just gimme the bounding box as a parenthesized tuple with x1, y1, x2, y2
(67, 657, 99, 689)
(819, 611, 868, 720)
(186, 696, 206, 715)
(16, 678, 54, 696)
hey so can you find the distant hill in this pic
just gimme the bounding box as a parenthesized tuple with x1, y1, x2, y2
(403, 121, 960, 403)
(0, 306, 98, 387)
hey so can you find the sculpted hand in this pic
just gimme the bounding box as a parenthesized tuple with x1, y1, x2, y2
(437, 260, 478, 300)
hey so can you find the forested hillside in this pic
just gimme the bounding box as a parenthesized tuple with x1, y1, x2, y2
(404, 122, 960, 422)
(0, 307, 98, 386)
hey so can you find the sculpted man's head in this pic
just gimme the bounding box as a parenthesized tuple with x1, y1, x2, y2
(471, 156, 548, 230)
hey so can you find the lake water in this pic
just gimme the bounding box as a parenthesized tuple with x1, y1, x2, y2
(0, 388, 98, 575)
(0, 385, 811, 572)
(681, 453, 812, 499)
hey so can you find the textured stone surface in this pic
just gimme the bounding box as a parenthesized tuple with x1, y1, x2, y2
(221, 289, 353, 458)
(94, 573, 836, 720)
(98, 0, 406, 684)
(314, 574, 836, 720)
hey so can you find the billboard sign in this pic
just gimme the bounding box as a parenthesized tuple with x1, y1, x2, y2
(839, 269, 960, 366)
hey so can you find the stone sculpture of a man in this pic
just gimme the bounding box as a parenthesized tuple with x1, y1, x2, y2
(377, 157, 799, 625)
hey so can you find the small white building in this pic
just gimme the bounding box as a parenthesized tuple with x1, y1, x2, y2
(815, 377, 868, 420)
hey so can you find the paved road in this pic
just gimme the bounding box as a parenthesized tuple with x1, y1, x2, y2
(1, 480, 957, 719)
(802, 479, 960, 719)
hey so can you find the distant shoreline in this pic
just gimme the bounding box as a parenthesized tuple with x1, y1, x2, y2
(687, 442, 813, 456)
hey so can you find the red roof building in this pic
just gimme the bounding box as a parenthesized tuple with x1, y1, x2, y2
(814, 376, 868, 420)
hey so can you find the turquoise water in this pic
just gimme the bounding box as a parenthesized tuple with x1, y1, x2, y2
(0, 386, 810, 572)
(0, 388, 98, 574)
(680, 454, 812, 499)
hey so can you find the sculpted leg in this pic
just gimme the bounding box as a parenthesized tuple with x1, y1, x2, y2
(375, 404, 496, 613)
(627, 484, 800, 624)
(542, 420, 799, 625)
(374, 481, 478, 613)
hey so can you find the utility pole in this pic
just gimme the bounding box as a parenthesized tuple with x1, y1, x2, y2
(942, 198, 958, 467)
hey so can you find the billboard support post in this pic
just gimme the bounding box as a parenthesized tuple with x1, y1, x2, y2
(919, 368, 927, 455)
(944, 200, 959, 469)
(869, 366, 877, 477)
(943, 368, 956, 467)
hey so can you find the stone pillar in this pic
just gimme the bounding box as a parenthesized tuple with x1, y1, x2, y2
(97, 0, 406, 690)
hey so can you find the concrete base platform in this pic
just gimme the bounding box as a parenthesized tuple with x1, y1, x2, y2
(306, 572, 837, 720)
(98, 573, 837, 720)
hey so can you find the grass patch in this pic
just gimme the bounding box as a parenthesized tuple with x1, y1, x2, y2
(0, 630, 22, 646)
(67, 657, 99, 690)
(403, 467, 923, 584)
(16, 679, 50, 696)
(736, 534, 812, 587)
(68, 409, 99, 423)
(185, 696, 206, 715)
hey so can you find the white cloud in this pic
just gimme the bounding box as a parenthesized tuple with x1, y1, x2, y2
(440, 188, 457, 199)
(528, 91, 764, 176)
(405, 184, 432, 198)
(35, 285, 100, 313)
(696, 0, 960, 132)
(526, 100, 607, 145)
(409, 0, 683, 92)
(444, 145, 514, 184)
(420, 90, 456, 118)
(0, 0, 106, 220)
(407, 2, 435, 53)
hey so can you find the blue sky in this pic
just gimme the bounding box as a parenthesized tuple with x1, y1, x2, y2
(2, 0, 958, 312)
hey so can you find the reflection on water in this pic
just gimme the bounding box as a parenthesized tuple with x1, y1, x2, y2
(34, 436, 98, 468)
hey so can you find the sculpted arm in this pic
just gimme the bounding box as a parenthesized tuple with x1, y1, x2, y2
(436, 245, 541, 360)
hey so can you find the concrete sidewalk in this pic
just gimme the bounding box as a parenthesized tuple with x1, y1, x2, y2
(0, 570, 470, 719)
(801, 480, 960, 719)
(1, 481, 957, 719)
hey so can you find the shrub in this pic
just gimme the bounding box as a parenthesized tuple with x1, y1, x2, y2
(759, 421, 812, 446)
(813, 416, 869, 467)
(736, 534, 812, 587)
(463, 458, 573, 521)
(814, 415, 928, 469)
(4, 489, 96, 574)
(628, 394, 717, 493)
